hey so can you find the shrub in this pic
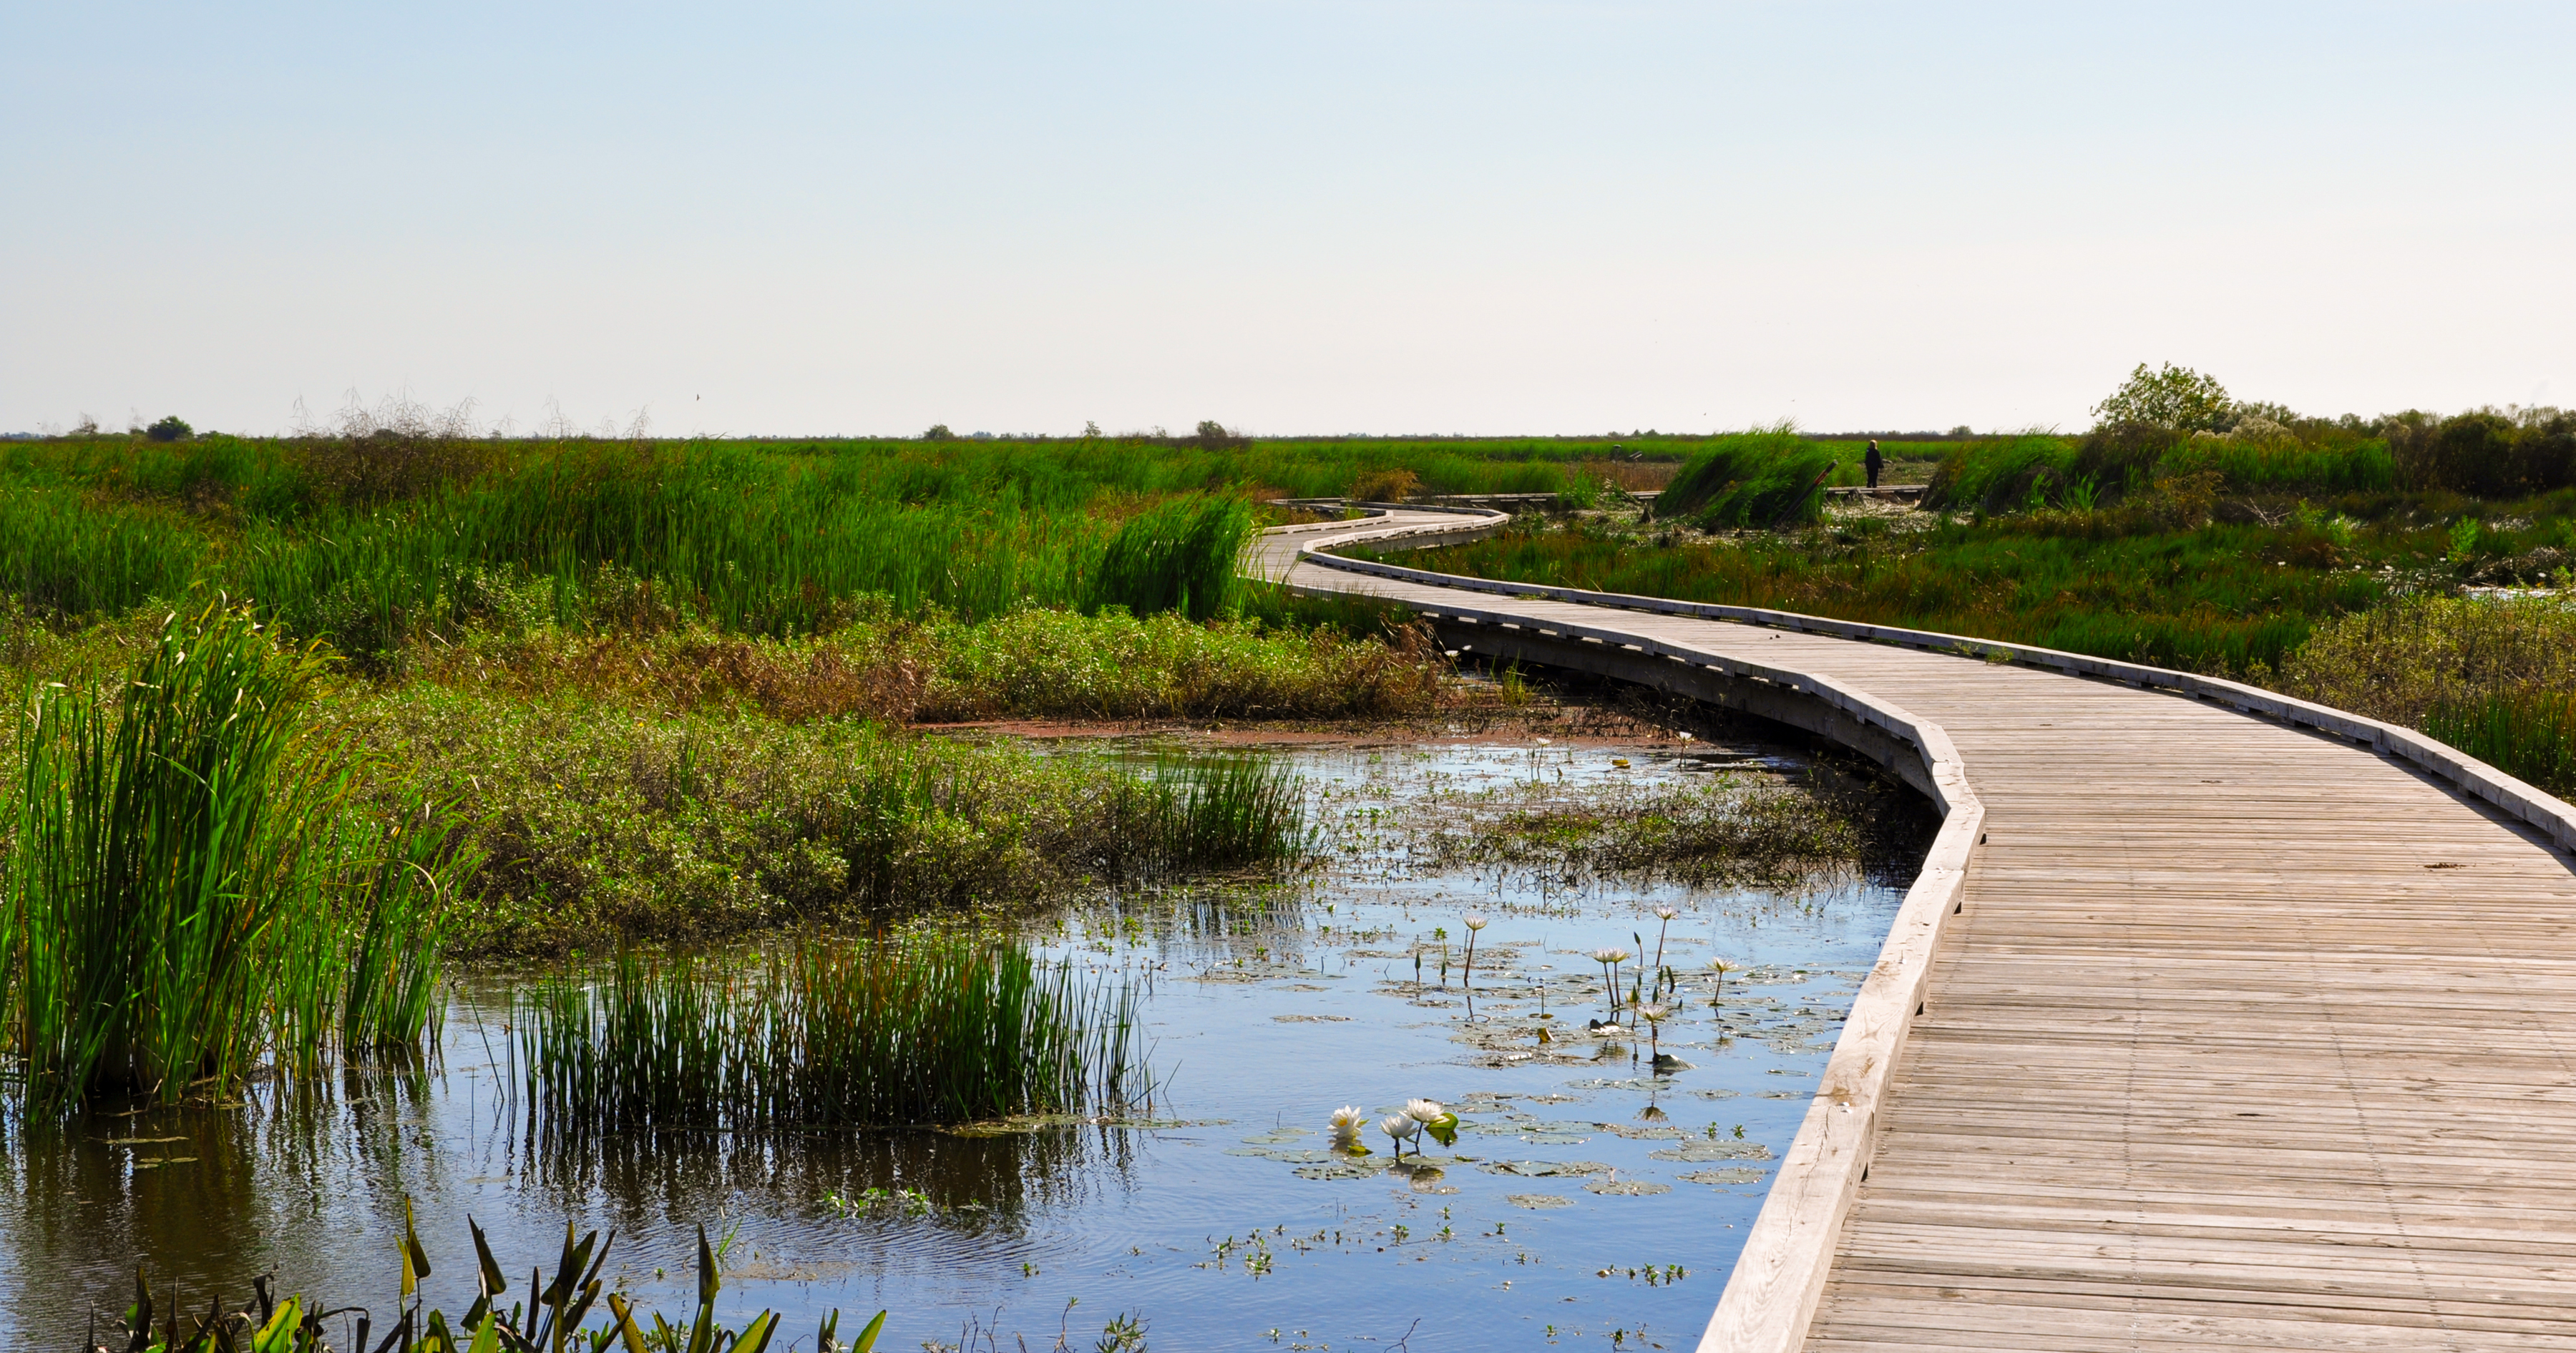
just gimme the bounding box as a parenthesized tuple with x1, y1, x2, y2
(2090, 362, 2233, 432)
(2389, 407, 2576, 495)
(1347, 467, 1420, 503)
(143, 415, 192, 442)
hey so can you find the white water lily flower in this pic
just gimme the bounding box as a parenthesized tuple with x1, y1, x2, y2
(1463, 914, 1488, 932)
(1405, 1098, 1445, 1123)
(1534, 738, 1551, 746)
(1380, 1114, 1415, 1141)
(1654, 906, 1679, 922)
(1677, 731, 1694, 741)
(1591, 947, 1631, 965)
(1636, 1003, 1672, 1024)
(1330, 1105, 1367, 1130)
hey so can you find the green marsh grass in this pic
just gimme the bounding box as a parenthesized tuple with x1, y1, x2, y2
(1653, 427, 1835, 528)
(1088, 493, 1255, 620)
(523, 931, 1150, 1133)
(0, 607, 470, 1110)
(1143, 752, 1311, 873)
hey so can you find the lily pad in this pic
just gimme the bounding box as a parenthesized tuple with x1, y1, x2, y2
(1583, 1179, 1671, 1196)
(1292, 1159, 1384, 1181)
(1649, 1141, 1774, 1163)
(1518, 1131, 1591, 1145)
(1679, 1167, 1767, 1186)
(1270, 1014, 1350, 1023)
(1479, 1159, 1611, 1178)
(1506, 1193, 1576, 1209)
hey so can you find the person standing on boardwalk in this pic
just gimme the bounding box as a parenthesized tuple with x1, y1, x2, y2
(1864, 439, 1884, 489)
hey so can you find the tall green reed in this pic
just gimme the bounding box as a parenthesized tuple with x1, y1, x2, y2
(523, 931, 1151, 1133)
(1654, 428, 1835, 528)
(0, 606, 469, 1110)
(1145, 753, 1310, 872)
(1089, 493, 1254, 620)
(2426, 690, 2576, 796)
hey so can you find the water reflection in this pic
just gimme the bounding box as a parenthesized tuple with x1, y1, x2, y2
(2, 734, 1926, 1349)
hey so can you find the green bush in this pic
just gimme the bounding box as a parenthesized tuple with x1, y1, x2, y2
(2389, 408, 2576, 495)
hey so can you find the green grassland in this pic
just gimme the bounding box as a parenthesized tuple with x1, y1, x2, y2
(1392, 403, 2576, 793)
(5, 400, 2573, 985)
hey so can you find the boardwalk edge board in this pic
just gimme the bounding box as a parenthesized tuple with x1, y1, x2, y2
(1254, 510, 2576, 1353)
(1293, 527, 2576, 857)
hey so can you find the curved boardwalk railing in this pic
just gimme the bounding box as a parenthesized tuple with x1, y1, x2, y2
(1256, 509, 2576, 1352)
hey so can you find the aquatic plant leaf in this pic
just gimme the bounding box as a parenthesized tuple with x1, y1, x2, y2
(731, 1311, 779, 1353)
(1421, 1111, 1460, 1148)
(402, 1198, 431, 1295)
(606, 1294, 648, 1353)
(852, 1310, 889, 1353)
(466, 1312, 500, 1353)
(468, 1216, 507, 1296)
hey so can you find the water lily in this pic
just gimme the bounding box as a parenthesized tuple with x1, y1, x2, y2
(1651, 906, 1679, 973)
(1379, 1113, 1417, 1158)
(1677, 731, 1694, 742)
(1636, 1002, 1674, 1064)
(1406, 1098, 1460, 1148)
(1590, 947, 1631, 1015)
(1709, 956, 1740, 1002)
(1461, 914, 1488, 987)
(1330, 1105, 1371, 1153)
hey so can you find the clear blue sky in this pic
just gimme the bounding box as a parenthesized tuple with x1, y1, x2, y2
(4, 2, 2570, 437)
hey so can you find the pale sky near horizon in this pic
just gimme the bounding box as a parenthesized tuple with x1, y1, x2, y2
(4, 2, 2570, 439)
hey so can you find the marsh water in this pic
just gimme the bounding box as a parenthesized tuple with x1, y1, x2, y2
(0, 736, 1915, 1351)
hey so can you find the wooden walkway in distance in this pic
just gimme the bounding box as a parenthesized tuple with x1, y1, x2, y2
(1257, 512, 2576, 1352)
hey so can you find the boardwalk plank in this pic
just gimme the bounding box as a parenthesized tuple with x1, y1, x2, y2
(1264, 516, 2576, 1352)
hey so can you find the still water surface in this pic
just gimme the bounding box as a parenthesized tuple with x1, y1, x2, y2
(0, 737, 1913, 1351)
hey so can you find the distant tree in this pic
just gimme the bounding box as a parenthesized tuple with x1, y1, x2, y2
(1194, 419, 1249, 449)
(145, 415, 193, 441)
(922, 423, 953, 441)
(2091, 363, 2233, 432)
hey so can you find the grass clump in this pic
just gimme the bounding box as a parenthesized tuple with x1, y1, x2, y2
(1088, 493, 1255, 621)
(0, 607, 472, 1111)
(1431, 774, 1896, 888)
(524, 932, 1148, 1132)
(1654, 426, 1836, 528)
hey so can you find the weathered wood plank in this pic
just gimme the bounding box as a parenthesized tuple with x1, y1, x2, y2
(1257, 511, 2576, 1352)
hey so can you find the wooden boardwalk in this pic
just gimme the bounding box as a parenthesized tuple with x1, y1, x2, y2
(1258, 512, 2576, 1352)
